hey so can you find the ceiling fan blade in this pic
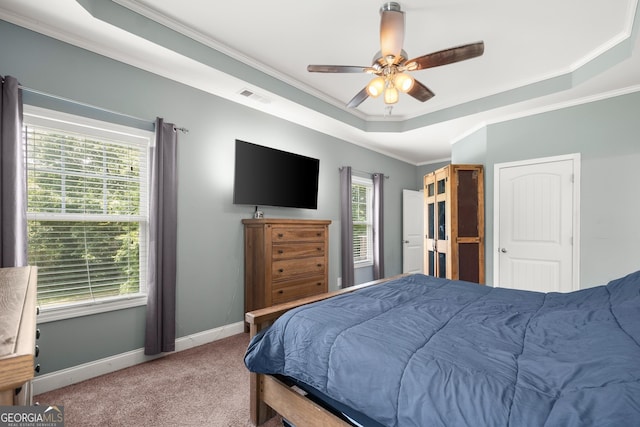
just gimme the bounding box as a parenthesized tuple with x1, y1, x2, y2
(380, 2, 405, 62)
(346, 87, 369, 108)
(407, 79, 435, 102)
(307, 65, 370, 73)
(406, 41, 484, 71)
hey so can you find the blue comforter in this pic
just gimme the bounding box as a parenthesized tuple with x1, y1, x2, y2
(245, 272, 640, 426)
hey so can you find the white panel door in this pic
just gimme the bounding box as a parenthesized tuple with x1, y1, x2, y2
(495, 155, 579, 292)
(402, 189, 424, 274)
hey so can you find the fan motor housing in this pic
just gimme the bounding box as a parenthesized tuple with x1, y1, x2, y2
(372, 49, 408, 67)
(381, 2, 402, 13)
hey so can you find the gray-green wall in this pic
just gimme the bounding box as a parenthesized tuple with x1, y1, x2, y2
(0, 21, 418, 374)
(453, 92, 640, 288)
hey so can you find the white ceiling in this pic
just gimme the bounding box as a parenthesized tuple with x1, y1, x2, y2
(1, 0, 639, 164)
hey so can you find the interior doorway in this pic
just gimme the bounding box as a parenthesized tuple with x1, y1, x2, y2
(493, 154, 580, 292)
(402, 189, 424, 274)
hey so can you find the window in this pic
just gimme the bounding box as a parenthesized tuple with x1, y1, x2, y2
(352, 176, 373, 267)
(24, 107, 151, 321)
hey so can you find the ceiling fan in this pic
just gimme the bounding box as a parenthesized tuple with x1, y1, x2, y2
(307, 2, 484, 108)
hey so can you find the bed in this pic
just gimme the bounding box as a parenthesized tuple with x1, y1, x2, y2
(244, 271, 640, 426)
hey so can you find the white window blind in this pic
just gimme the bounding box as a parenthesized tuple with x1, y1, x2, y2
(24, 110, 150, 309)
(352, 176, 373, 265)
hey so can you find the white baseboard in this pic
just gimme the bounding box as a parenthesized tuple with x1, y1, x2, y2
(32, 321, 246, 396)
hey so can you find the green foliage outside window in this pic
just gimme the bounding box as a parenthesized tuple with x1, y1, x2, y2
(25, 125, 146, 307)
(28, 221, 140, 305)
(352, 182, 371, 263)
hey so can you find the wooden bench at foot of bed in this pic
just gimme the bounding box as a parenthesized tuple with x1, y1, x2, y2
(245, 275, 406, 426)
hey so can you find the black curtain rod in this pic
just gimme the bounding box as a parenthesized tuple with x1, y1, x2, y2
(339, 166, 389, 179)
(18, 84, 189, 133)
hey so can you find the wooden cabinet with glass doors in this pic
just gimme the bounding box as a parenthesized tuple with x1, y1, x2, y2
(424, 164, 485, 283)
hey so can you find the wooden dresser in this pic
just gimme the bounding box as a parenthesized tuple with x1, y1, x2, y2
(242, 219, 330, 319)
(0, 266, 38, 406)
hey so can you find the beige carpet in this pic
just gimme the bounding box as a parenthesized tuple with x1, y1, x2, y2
(35, 333, 282, 427)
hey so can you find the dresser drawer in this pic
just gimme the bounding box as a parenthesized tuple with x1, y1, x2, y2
(272, 279, 326, 304)
(272, 256, 325, 281)
(272, 243, 324, 260)
(271, 227, 326, 243)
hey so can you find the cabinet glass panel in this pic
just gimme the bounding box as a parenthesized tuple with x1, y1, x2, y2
(427, 183, 434, 197)
(428, 251, 435, 276)
(437, 179, 446, 194)
(457, 170, 479, 237)
(458, 243, 480, 283)
(437, 201, 446, 240)
(438, 253, 446, 278)
(427, 203, 435, 238)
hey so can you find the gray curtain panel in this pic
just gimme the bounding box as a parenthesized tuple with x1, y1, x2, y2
(145, 118, 178, 355)
(339, 166, 354, 287)
(0, 75, 27, 268)
(372, 172, 385, 280)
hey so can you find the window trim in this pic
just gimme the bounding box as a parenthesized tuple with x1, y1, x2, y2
(24, 105, 153, 321)
(37, 294, 148, 323)
(352, 175, 373, 268)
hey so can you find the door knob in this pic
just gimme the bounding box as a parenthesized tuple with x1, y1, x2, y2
(500, 248, 508, 253)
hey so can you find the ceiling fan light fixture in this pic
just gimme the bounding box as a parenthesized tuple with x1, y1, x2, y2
(366, 76, 386, 97)
(384, 85, 399, 104)
(394, 72, 414, 93)
(380, 2, 404, 63)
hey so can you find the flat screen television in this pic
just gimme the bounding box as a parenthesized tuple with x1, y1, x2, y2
(233, 139, 320, 209)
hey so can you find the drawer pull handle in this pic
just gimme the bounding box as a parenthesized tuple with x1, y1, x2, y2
(34, 364, 41, 373)
(278, 250, 284, 254)
(277, 233, 284, 238)
(316, 282, 321, 286)
(35, 345, 40, 357)
(278, 269, 284, 273)
(317, 264, 322, 267)
(36, 329, 41, 339)
(278, 290, 284, 294)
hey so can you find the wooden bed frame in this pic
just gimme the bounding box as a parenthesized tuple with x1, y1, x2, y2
(245, 275, 405, 426)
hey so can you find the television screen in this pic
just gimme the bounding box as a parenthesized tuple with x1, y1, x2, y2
(233, 140, 319, 209)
